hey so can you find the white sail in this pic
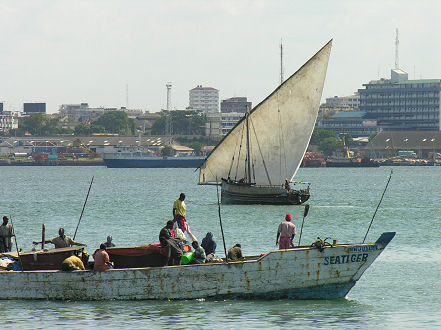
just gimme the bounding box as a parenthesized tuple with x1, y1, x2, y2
(199, 40, 332, 185)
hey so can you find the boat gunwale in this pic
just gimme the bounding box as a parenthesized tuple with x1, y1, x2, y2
(0, 242, 382, 274)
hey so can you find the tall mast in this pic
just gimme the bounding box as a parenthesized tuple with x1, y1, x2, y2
(395, 28, 399, 69)
(246, 109, 252, 184)
(280, 39, 284, 84)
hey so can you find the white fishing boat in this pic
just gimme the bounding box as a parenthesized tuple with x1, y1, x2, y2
(0, 232, 395, 300)
(198, 40, 332, 205)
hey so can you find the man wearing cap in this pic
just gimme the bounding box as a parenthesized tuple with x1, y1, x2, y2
(0, 216, 15, 253)
(276, 214, 297, 249)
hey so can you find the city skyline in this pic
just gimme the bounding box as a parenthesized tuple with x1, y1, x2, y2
(1, 1, 440, 114)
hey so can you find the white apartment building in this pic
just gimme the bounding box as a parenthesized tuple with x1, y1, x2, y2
(0, 112, 19, 133)
(189, 85, 219, 113)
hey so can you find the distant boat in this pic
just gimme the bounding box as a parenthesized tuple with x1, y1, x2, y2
(103, 145, 205, 168)
(198, 41, 332, 204)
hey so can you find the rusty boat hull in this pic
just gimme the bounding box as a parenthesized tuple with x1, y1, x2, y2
(0, 232, 395, 300)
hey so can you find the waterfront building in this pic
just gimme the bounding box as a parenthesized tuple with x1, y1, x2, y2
(204, 112, 222, 141)
(0, 111, 19, 133)
(318, 93, 360, 120)
(315, 110, 378, 138)
(58, 104, 144, 129)
(220, 97, 252, 113)
(221, 112, 246, 136)
(189, 85, 219, 113)
(365, 131, 441, 158)
(358, 69, 441, 131)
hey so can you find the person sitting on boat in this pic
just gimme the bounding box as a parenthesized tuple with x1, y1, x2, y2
(284, 179, 291, 191)
(33, 228, 86, 249)
(61, 255, 85, 271)
(227, 243, 243, 261)
(159, 220, 183, 266)
(276, 213, 297, 249)
(191, 241, 206, 264)
(0, 216, 15, 253)
(172, 193, 197, 242)
(201, 232, 216, 256)
(103, 235, 115, 248)
(93, 244, 113, 271)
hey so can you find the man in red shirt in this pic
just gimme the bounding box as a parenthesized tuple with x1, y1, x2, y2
(93, 244, 113, 271)
(276, 214, 297, 249)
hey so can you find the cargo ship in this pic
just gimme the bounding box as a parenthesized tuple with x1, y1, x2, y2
(103, 146, 205, 168)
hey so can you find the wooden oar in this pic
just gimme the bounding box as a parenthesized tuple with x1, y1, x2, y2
(298, 204, 310, 246)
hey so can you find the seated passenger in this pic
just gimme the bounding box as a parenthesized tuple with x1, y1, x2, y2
(201, 232, 217, 256)
(191, 241, 206, 264)
(103, 235, 115, 248)
(61, 255, 85, 271)
(93, 244, 113, 271)
(227, 243, 243, 261)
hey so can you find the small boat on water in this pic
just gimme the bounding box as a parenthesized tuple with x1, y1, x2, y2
(0, 232, 395, 300)
(198, 41, 332, 205)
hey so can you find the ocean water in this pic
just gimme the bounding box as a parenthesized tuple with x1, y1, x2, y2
(0, 166, 440, 329)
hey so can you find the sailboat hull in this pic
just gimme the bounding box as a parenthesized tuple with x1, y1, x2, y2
(221, 180, 310, 205)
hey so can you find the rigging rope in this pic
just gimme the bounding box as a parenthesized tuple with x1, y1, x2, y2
(249, 116, 272, 185)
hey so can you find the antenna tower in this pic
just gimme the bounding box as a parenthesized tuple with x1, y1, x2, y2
(280, 40, 284, 84)
(126, 84, 129, 108)
(395, 28, 399, 69)
(166, 82, 172, 110)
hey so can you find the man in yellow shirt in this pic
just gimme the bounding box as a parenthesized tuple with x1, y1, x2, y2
(172, 193, 196, 242)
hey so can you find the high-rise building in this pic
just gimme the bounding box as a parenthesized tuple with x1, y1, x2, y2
(220, 97, 252, 113)
(189, 85, 219, 113)
(358, 69, 441, 131)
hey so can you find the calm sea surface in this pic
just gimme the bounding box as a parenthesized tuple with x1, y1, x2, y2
(0, 166, 440, 329)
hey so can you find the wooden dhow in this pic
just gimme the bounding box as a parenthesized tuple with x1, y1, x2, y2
(0, 232, 394, 300)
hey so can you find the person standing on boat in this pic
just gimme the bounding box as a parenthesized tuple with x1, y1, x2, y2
(0, 216, 14, 253)
(276, 214, 297, 249)
(93, 244, 113, 271)
(284, 179, 291, 191)
(33, 228, 85, 248)
(172, 193, 197, 242)
(159, 220, 183, 266)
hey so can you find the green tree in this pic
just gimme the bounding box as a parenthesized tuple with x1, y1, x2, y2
(368, 132, 378, 141)
(161, 145, 173, 156)
(185, 141, 204, 152)
(151, 111, 206, 135)
(310, 129, 337, 145)
(94, 111, 136, 135)
(319, 137, 344, 156)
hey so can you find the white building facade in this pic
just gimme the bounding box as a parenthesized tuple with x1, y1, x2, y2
(189, 85, 219, 113)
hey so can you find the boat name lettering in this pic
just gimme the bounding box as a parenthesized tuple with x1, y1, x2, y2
(324, 253, 368, 265)
(349, 245, 378, 252)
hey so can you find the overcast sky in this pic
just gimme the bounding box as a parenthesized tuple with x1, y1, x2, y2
(1, 0, 440, 114)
